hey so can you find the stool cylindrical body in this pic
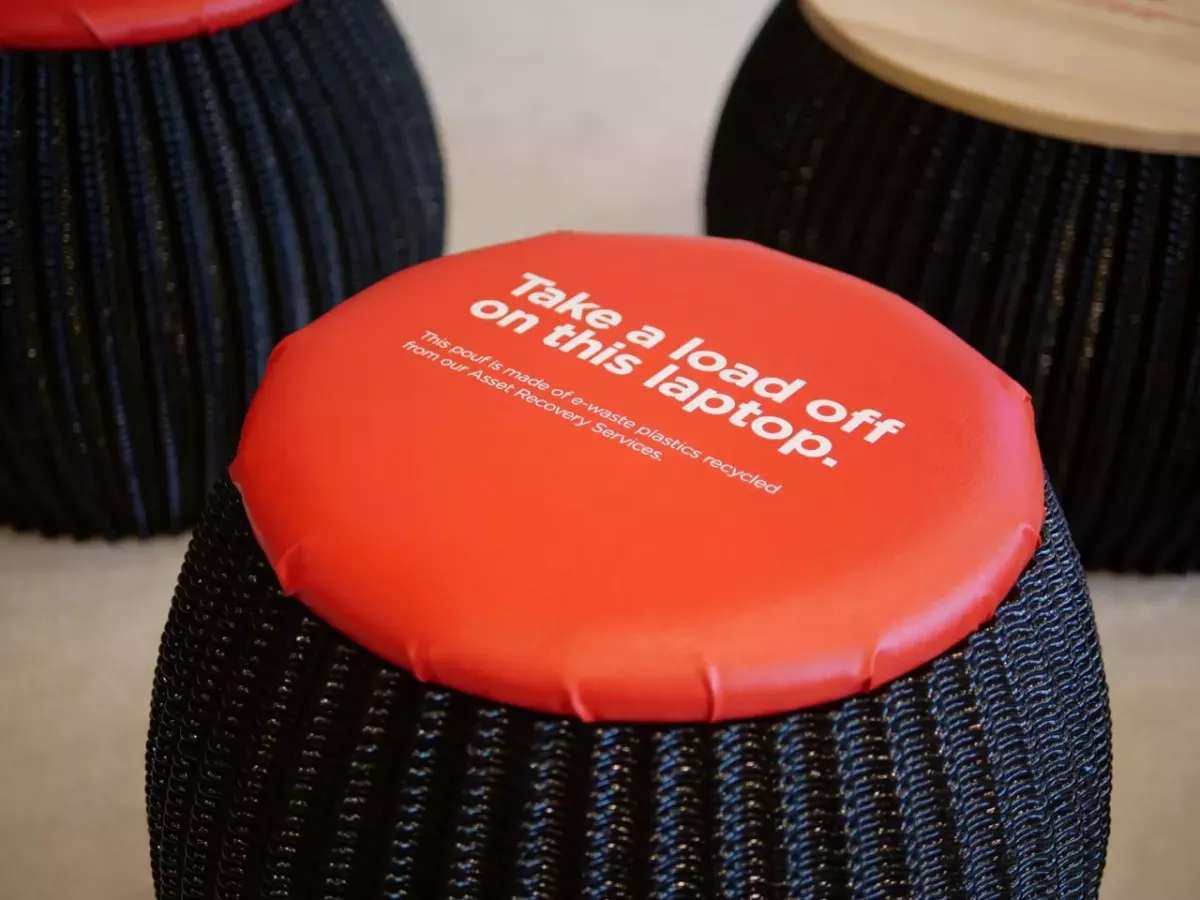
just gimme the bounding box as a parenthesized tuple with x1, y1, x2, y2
(0, 0, 444, 538)
(706, 0, 1200, 571)
(147, 233, 1112, 898)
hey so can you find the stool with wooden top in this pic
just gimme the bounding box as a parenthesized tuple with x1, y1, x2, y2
(707, 0, 1200, 571)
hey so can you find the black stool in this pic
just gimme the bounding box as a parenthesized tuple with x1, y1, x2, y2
(147, 233, 1112, 898)
(707, 0, 1200, 571)
(0, 0, 444, 538)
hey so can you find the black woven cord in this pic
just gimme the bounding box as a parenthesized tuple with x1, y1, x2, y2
(147, 474, 1111, 899)
(651, 727, 712, 897)
(379, 688, 460, 898)
(513, 719, 589, 899)
(706, 0, 1200, 571)
(0, 0, 444, 538)
(880, 675, 968, 899)
(832, 696, 911, 899)
(713, 723, 777, 898)
(926, 652, 1012, 899)
(771, 712, 851, 898)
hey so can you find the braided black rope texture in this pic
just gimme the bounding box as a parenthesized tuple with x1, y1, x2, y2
(0, 0, 444, 539)
(706, 0, 1200, 572)
(146, 475, 1111, 899)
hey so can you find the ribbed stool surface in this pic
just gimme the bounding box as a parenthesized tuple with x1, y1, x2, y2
(0, 0, 444, 538)
(146, 475, 1111, 899)
(706, 0, 1200, 571)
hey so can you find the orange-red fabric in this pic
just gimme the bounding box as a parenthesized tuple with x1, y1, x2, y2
(232, 233, 1044, 723)
(0, 0, 297, 49)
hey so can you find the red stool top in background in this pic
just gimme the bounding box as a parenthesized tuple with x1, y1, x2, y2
(232, 232, 1045, 723)
(0, 0, 299, 49)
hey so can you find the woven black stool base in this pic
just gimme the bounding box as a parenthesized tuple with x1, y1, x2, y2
(0, 0, 444, 540)
(706, 0, 1200, 572)
(146, 476, 1111, 899)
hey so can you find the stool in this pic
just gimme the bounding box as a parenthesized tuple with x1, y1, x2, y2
(707, 0, 1200, 571)
(0, 0, 444, 538)
(146, 233, 1112, 898)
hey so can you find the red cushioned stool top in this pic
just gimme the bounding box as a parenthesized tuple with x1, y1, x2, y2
(0, 0, 298, 49)
(232, 233, 1044, 723)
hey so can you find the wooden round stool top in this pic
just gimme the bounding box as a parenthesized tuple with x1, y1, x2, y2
(800, 0, 1200, 153)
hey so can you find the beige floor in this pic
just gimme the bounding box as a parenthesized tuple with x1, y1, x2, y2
(1, 2, 1197, 897)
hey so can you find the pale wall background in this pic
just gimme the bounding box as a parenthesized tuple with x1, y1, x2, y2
(1, 1, 1198, 897)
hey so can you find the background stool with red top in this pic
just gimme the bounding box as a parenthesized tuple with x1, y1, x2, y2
(0, 0, 444, 539)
